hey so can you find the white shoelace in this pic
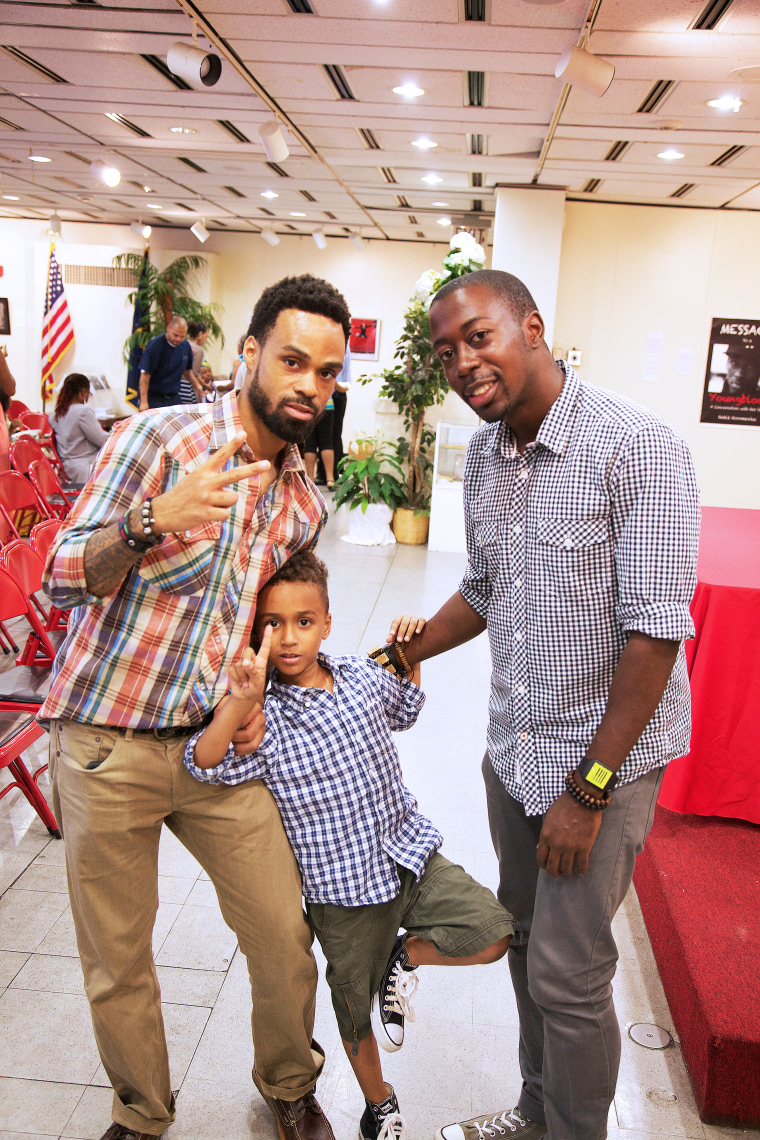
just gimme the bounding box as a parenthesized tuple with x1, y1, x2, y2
(471, 1109, 527, 1137)
(377, 1111, 406, 1140)
(384, 964, 418, 1022)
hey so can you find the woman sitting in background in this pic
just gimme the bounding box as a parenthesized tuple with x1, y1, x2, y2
(50, 373, 109, 483)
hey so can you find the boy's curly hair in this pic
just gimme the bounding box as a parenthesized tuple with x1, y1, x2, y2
(262, 549, 330, 609)
(247, 274, 351, 347)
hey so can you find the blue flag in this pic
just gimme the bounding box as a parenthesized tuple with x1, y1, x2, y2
(126, 251, 150, 410)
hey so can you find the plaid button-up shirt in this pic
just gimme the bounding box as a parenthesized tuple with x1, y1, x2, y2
(460, 364, 700, 816)
(184, 654, 442, 906)
(40, 393, 326, 729)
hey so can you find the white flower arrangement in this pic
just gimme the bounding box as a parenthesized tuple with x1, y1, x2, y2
(413, 232, 487, 309)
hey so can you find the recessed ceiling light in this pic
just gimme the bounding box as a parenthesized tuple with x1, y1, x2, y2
(29, 153, 51, 162)
(431, 201, 450, 207)
(143, 186, 153, 193)
(2, 194, 20, 200)
(437, 216, 451, 225)
(421, 173, 443, 184)
(290, 211, 306, 217)
(412, 138, 437, 149)
(261, 190, 279, 199)
(707, 95, 743, 113)
(170, 125, 197, 134)
(147, 203, 163, 209)
(393, 83, 424, 98)
(657, 148, 684, 160)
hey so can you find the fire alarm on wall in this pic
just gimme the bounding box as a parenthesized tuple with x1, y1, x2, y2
(567, 348, 582, 367)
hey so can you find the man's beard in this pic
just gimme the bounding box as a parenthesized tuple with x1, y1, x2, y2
(246, 362, 325, 444)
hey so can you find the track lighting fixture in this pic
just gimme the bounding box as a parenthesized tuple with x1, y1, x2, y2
(259, 120, 289, 163)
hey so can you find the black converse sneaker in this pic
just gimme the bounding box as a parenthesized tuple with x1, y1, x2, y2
(359, 1084, 406, 1140)
(370, 933, 418, 1053)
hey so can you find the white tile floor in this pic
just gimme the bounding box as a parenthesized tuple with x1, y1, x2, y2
(0, 499, 756, 1140)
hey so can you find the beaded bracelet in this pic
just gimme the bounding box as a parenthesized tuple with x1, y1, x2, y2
(140, 497, 158, 539)
(564, 770, 612, 812)
(368, 642, 414, 680)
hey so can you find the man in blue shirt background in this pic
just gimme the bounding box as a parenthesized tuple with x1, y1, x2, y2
(138, 315, 196, 410)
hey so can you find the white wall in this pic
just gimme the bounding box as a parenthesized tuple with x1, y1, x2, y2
(554, 201, 760, 509)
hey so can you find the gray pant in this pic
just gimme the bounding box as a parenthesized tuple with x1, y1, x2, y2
(482, 755, 664, 1140)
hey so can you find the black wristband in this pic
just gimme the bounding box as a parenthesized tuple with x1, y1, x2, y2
(565, 771, 611, 811)
(118, 508, 162, 554)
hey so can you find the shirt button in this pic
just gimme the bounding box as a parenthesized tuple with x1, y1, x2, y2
(513, 524, 522, 535)
(515, 631, 524, 641)
(519, 470, 529, 481)
(304, 700, 310, 709)
(520, 731, 529, 742)
(564, 535, 573, 548)
(514, 577, 522, 588)
(516, 684, 526, 695)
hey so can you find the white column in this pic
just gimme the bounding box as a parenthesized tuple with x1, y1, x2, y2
(491, 187, 566, 347)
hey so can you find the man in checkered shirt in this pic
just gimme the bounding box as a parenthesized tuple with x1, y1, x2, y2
(389, 270, 700, 1140)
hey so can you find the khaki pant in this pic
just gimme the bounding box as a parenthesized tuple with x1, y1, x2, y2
(49, 720, 322, 1137)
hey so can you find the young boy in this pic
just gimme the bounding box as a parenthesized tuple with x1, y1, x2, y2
(184, 551, 516, 1140)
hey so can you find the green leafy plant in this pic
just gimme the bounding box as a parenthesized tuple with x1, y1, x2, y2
(358, 232, 486, 510)
(331, 436, 407, 514)
(112, 252, 225, 365)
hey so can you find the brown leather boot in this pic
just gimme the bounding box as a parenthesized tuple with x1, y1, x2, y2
(264, 1091, 336, 1140)
(98, 1124, 164, 1140)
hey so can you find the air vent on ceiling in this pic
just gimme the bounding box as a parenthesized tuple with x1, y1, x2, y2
(472, 198, 483, 211)
(110, 198, 131, 208)
(692, 0, 735, 30)
(212, 219, 228, 227)
(64, 149, 90, 164)
(140, 53, 192, 91)
(323, 64, 356, 100)
(380, 167, 398, 184)
(671, 183, 695, 198)
(222, 185, 245, 198)
(407, 214, 418, 224)
(604, 140, 630, 162)
(55, 176, 85, 189)
(416, 230, 425, 238)
(395, 195, 410, 207)
(463, 0, 487, 19)
(2, 47, 68, 83)
(710, 144, 744, 166)
(284, 223, 299, 231)
(260, 206, 275, 216)
(217, 120, 251, 143)
(70, 0, 101, 6)
(471, 172, 483, 187)
(105, 112, 151, 138)
(285, 0, 314, 11)
(466, 71, 486, 107)
(358, 128, 381, 150)
(300, 189, 317, 201)
(0, 116, 23, 131)
(177, 156, 206, 173)
(174, 201, 192, 210)
(265, 161, 290, 177)
(63, 264, 141, 287)
(582, 178, 601, 193)
(0, 151, 20, 163)
(323, 210, 336, 220)
(637, 80, 677, 114)
(468, 134, 486, 155)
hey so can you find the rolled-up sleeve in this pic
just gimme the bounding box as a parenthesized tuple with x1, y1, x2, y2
(183, 728, 273, 785)
(612, 423, 700, 641)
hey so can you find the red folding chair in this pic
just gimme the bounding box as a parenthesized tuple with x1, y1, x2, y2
(30, 518, 64, 564)
(0, 567, 59, 837)
(0, 540, 69, 642)
(7, 399, 30, 420)
(10, 438, 82, 494)
(0, 470, 51, 539)
(18, 410, 52, 433)
(28, 459, 77, 520)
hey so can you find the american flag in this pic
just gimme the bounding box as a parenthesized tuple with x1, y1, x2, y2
(41, 242, 74, 403)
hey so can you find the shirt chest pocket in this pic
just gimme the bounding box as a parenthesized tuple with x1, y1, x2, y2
(136, 521, 220, 596)
(536, 517, 612, 598)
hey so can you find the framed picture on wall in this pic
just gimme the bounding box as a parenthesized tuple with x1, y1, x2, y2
(349, 317, 380, 361)
(0, 297, 10, 336)
(701, 317, 760, 427)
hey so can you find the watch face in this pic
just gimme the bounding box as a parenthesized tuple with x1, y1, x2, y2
(582, 759, 614, 790)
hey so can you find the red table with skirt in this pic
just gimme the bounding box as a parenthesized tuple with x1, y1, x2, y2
(658, 506, 760, 824)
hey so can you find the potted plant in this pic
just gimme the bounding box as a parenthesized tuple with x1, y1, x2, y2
(331, 435, 407, 546)
(358, 232, 486, 543)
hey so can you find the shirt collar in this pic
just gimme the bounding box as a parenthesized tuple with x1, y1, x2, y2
(208, 389, 306, 474)
(481, 360, 581, 460)
(270, 652, 341, 704)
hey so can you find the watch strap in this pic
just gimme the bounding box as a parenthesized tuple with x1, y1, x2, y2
(577, 755, 618, 792)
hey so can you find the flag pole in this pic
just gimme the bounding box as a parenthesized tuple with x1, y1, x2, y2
(41, 238, 54, 413)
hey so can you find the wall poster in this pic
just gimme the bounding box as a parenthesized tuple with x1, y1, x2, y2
(701, 317, 760, 427)
(349, 318, 380, 361)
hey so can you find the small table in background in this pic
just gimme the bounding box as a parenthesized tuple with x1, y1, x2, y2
(658, 506, 760, 825)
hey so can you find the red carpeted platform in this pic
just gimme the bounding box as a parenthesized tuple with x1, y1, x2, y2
(634, 805, 760, 1126)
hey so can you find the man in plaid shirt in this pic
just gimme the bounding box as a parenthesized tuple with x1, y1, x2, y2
(388, 270, 700, 1140)
(40, 275, 351, 1140)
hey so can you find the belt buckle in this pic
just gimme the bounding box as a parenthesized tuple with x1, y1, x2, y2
(153, 725, 183, 741)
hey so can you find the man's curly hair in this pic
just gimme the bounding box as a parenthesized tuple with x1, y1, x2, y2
(247, 274, 351, 347)
(261, 549, 330, 609)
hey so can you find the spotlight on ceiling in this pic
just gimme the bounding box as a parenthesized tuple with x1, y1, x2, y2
(91, 159, 121, 187)
(167, 41, 222, 88)
(47, 213, 62, 236)
(259, 120, 289, 163)
(260, 226, 280, 247)
(348, 230, 366, 251)
(130, 222, 152, 239)
(555, 45, 614, 97)
(191, 218, 210, 243)
(312, 228, 327, 250)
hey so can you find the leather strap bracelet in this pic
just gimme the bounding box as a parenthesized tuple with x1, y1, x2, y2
(118, 505, 162, 554)
(368, 641, 414, 680)
(565, 770, 611, 811)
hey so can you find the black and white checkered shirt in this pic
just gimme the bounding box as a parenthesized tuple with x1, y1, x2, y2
(460, 363, 700, 816)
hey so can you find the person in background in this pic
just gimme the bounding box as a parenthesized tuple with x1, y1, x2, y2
(232, 333, 247, 389)
(49, 372, 110, 484)
(331, 346, 351, 472)
(0, 345, 18, 471)
(183, 320, 213, 404)
(138, 315, 197, 411)
(303, 394, 335, 489)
